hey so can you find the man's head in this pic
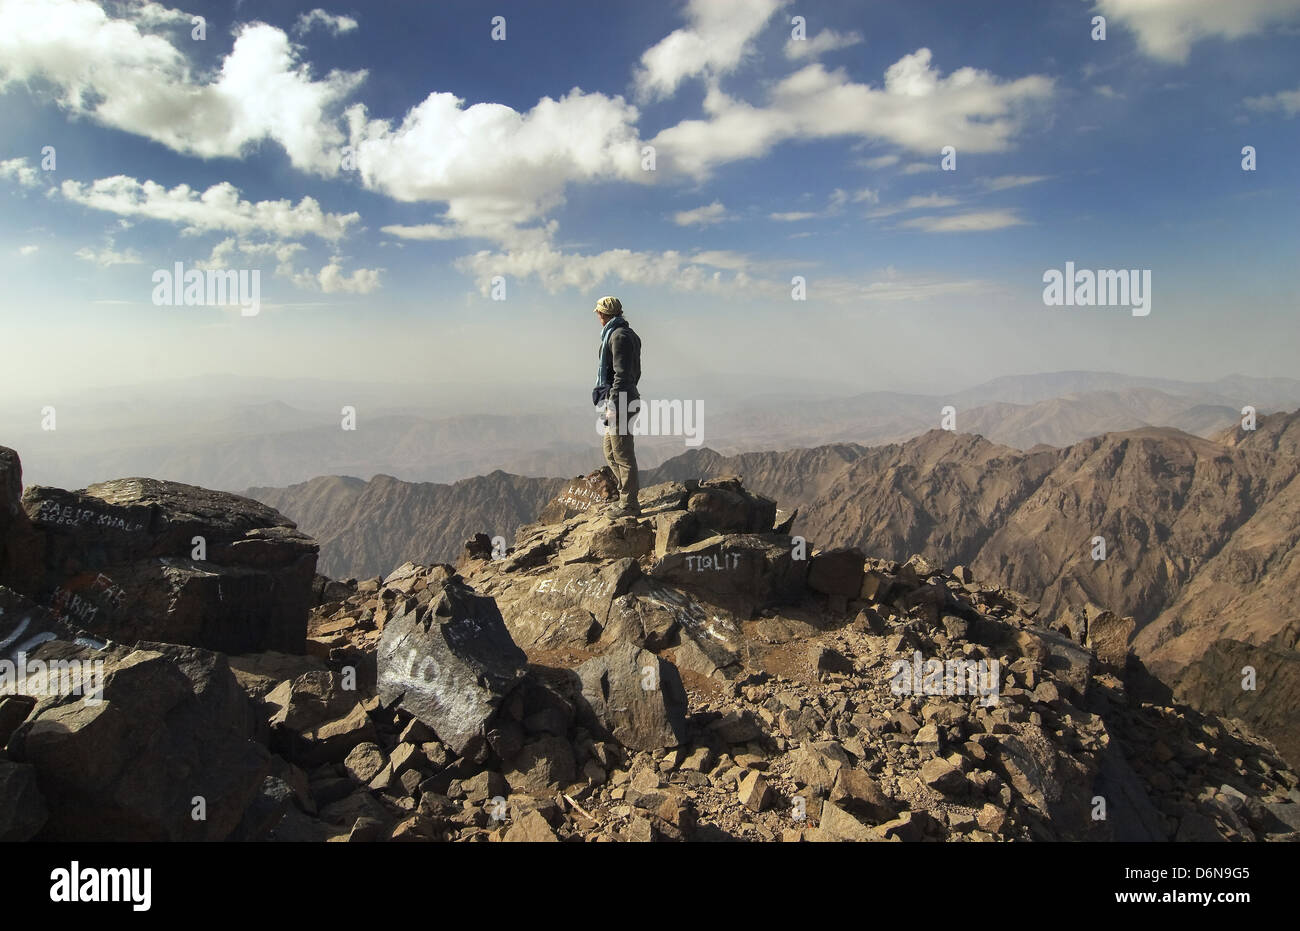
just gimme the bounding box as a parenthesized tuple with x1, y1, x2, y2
(594, 295, 622, 325)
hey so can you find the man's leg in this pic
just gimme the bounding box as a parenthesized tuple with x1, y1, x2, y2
(609, 425, 639, 510)
(602, 428, 619, 495)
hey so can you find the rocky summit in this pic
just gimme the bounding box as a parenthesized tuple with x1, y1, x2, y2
(2, 446, 1298, 843)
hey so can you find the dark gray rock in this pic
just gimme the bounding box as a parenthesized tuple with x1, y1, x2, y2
(574, 640, 687, 751)
(18, 478, 317, 654)
(7, 640, 271, 841)
(0, 759, 47, 841)
(808, 548, 866, 597)
(377, 573, 527, 759)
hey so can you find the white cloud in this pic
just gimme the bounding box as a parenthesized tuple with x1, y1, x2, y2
(858, 154, 900, 170)
(980, 174, 1049, 191)
(74, 242, 143, 266)
(1094, 84, 1124, 99)
(770, 187, 855, 221)
(868, 193, 960, 219)
(18, 244, 39, 256)
(295, 8, 358, 35)
(196, 237, 304, 276)
(293, 258, 382, 294)
(673, 201, 729, 227)
(0, 1, 365, 175)
(902, 161, 939, 174)
(193, 238, 377, 296)
(0, 157, 42, 187)
(1245, 85, 1300, 117)
(346, 88, 648, 239)
(689, 249, 750, 270)
(634, 0, 782, 100)
(652, 50, 1053, 178)
(785, 28, 863, 60)
(380, 223, 462, 241)
(115, 1, 192, 28)
(60, 176, 359, 240)
(900, 210, 1026, 233)
(1094, 0, 1300, 64)
(770, 210, 818, 222)
(815, 271, 994, 303)
(454, 241, 761, 297)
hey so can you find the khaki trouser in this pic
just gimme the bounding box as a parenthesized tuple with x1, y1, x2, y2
(602, 415, 639, 508)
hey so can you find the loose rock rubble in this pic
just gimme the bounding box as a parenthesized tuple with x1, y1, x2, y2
(2, 448, 1297, 842)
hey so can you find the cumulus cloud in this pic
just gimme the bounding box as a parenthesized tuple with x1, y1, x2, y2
(293, 258, 382, 294)
(295, 8, 358, 35)
(785, 28, 863, 60)
(0, 157, 42, 187)
(673, 201, 729, 226)
(0, 0, 365, 175)
(196, 237, 305, 275)
(455, 235, 996, 304)
(652, 50, 1053, 178)
(74, 241, 143, 266)
(1094, 0, 1300, 64)
(59, 176, 359, 240)
(345, 88, 648, 238)
(18, 244, 40, 256)
(634, 0, 782, 100)
(900, 210, 1026, 233)
(455, 241, 762, 297)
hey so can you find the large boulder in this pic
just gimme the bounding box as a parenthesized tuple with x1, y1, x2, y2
(19, 478, 317, 654)
(469, 558, 641, 651)
(992, 725, 1103, 839)
(573, 640, 687, 751)
(685, 478, 776, 535)
(611, 577, 745, 675)
(0, 447, 20, 531)
(1, 585, 87, 662)
(0, 759, 47, 841)
(1086, 609, 1135, 668)
(6, 640, 271, 840)
(807, 548, 866, 597)
(0, 448, 39, 589)
(376, 571, 527, 759)
(649, 533, 808, 616)
(536, 468, 619, 523)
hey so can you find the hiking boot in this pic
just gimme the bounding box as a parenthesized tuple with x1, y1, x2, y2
(610, 503, 642, 518)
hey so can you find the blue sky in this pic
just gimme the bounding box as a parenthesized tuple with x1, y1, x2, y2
(1, 0, 1297, 399)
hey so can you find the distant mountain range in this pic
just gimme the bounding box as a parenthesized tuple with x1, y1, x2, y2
(247, 409, 1300, 673)
(9, 370, 1299, 491)
(247, 470, 567, 580)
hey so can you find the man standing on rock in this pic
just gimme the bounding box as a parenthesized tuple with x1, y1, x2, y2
(592, 296, 641, 517)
